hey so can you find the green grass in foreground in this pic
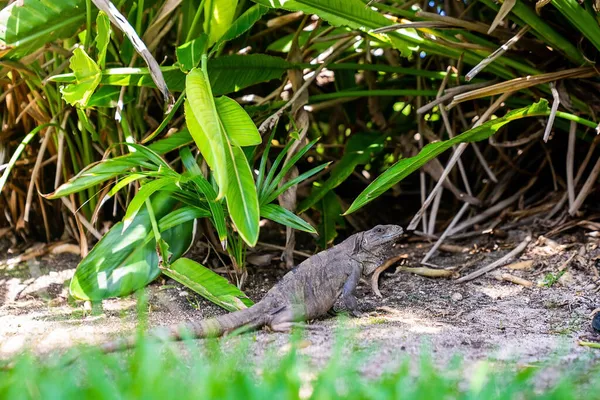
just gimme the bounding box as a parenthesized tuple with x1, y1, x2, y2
(0, 332, 598, 400)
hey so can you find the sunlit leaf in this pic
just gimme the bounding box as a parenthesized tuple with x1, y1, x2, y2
(218, 4, 269, 44)
(0, 0, 85, 59)
(176, 34, 208, 71)
(162, 258, 253, 311)
(185, 67, 229, 197)
(69, 193, 195, 301)
(224, 145, 260, 246)
(214, 96, 261, 147)
(205, 0, 239, 46)
(60, 47, 101, 107)
(95, 11, 111, 69)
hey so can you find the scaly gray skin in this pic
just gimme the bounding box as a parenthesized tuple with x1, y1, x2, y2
(101, 224, 403, 353)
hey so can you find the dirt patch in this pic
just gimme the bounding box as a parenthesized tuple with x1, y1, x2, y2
(1, 230, 599, 373)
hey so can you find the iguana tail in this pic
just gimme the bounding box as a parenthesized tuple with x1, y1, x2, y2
(100, 302, 268, 353)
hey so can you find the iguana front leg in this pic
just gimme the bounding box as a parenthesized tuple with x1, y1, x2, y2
(340, 263, 363, 317)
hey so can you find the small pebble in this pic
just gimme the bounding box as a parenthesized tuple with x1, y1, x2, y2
(451, 292, 463, 302)
(179, 291, 189, 297)
(585, 283, 597, 291)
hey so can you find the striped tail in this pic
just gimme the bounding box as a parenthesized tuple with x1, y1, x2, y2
(100, 303, 267, 353)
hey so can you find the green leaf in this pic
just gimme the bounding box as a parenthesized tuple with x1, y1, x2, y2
(87, 86, 134, 108)
(551, 0, 600, 52)
(176, 34, 208, 71)
(0, 0, 86, 59)
(264, 137, 319, 199)
(317, 191, 343, 248)
(95, 11, 111, 69)
(260, 204, 316, 233)
(179, 147, 228, 246)
(122, 177, 180, 231)
(162, 258, 253, 311)
(224, 145, 260, 246)
(298, 133, 385, 212)
(263, 162, 331, 206)
(208, 54, 293, 95)
(267, 27, 348, 53)
(45, 129, 193, 198)
(69, 193, 195, 301)
(252, 0, 417, 57)
(50, 54, 293, 95)
(345, 100, 551, 215)
(60, 46, 101, 107)
(218, 4, 269, 44)
(214, 96, 261, 147)
(185, 67, 229, 197)
(205, 0, 239, 46)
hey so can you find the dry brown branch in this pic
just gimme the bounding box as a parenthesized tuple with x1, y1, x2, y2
(397, 266, 457, 279)
(455, 235, 532, 283)
(449, 67, 597, 107)
(494, 272, 533, 287)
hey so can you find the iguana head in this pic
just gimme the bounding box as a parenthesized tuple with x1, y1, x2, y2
(356, 224, 403, 275)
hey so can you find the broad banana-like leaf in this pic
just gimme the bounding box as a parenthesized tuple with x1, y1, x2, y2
(214, 96, 261, 147)
(185, 68, 228, 197)
(162, 258, 253, 312)
(223, 144, 260, 246)
(186, 67, 260, 246)
(204, 0, 239, 45)
(0, 0, 86, 59)
(69, 192, 196, 301)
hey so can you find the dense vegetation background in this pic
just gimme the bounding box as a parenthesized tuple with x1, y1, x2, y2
(1, 0, 599, 307)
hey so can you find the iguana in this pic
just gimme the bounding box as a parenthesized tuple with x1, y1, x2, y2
(101, 224, 403, 353)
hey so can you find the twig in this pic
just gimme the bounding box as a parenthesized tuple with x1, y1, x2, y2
(569, 155, 600, 216)
(448, 177, 535, 236)
(542, 82, 560, 142)
(494, 272, 533, 287)
(567, 121, 576, 208)
(466, 25, 529, 81)
(60, 197, 103, 241)
(488, 0, 515, 34)
(259, 36, 357, 135)
(421, 202, 470, 264)
(396, 266, 457, 278)
(408, 92, 510, 231)
(417, 80, 495, 115)
(547, 135, 599, 220)
(455, 235, 532, 283)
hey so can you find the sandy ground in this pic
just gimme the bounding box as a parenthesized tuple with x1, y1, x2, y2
(1, 229, 599, 374)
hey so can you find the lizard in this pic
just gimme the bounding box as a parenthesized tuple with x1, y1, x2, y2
(100, 224, 403, 353)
